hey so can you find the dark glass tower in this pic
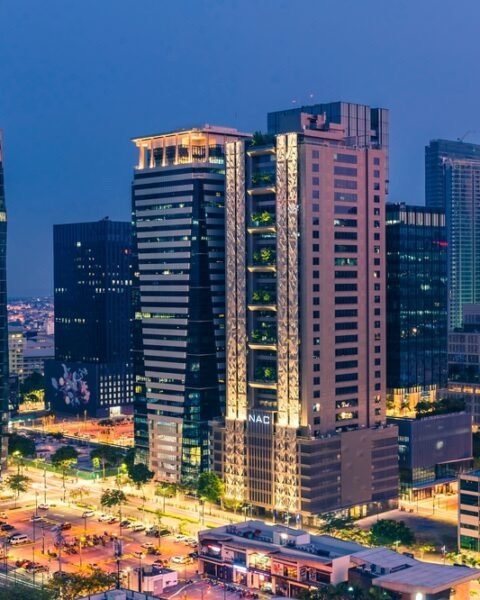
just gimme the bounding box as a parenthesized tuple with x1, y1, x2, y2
(0, 135, 8, 474)
(46, 219, 133, 417)
(131, 125, 249, 484)
(386, 203, 448, 412)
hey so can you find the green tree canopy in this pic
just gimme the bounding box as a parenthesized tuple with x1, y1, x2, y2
(51, 445, 79, 466)
(8, 433, 36, 457)
(47, 571, 117, 600)
(197, 470, 224, 505)
(128, 462, 154, 488)
(370, 519, 415, 547)
(100, 488, 127, 510)
(20, 371, 44, 395)
(0, 584, 53, 600)
(6, 473, 31, 506)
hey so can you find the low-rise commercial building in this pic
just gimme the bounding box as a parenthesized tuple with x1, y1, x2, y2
(388, 412, 473, 501)
(199, 521, 480, 599)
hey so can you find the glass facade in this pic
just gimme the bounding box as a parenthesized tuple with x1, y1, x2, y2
(0, 135, 8, 475)
(426, 139, 480, 329)
(52, 220, 133, 416)
(386, 203, 448, 391)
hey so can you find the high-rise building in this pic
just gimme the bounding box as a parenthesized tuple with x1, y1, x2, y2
(45, 219, 133, 418)
(131, 126, 249, 483)
(0, 134, 8, 474)
(213, 109, 398, 517)
(385, 203, 448, 414)
(8, 325, 24, 379)
(426, 139, 480, 329)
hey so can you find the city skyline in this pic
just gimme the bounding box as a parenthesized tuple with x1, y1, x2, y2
(3, 0, 480, 295)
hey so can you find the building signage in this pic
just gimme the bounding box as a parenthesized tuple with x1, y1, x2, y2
(248, 413, 271, 425)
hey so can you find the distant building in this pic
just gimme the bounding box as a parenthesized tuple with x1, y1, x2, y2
(449, 304, 480, 423)
(45, 219, 133, 418)
(0, 134, 9, 474)
(386, 203, 448, 415)
(458, 470, 480, 552)
(22, 333, 54, 379)
(388, 412, 472, 501)
(131, 126, 249, 482)
(199, 521, 480, 599)
(8, 325, 24, 379)
(426, 139, 480, 329)
(214, 106, 397, 518)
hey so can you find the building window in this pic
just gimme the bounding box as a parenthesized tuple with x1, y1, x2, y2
(313, 283, 319, 292)
(312, 163, 319, 172)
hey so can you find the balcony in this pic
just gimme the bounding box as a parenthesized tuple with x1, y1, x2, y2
(248, 290, 277, 312)
(248, 211, 276, 235)
(249, 248, 276, 273)
(248, 172, 276, 195)
(249, 366, 277, 389)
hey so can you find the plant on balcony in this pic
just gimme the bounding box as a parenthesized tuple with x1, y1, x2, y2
(255, 366, 277, 382)
(251, 326, 276, 343)
(252, 290, 274, 304)
(253, 247, 275, 265)
(251, 211, 274, 226)
(250, 131, 275, 147)
(251, 172, 274, 186)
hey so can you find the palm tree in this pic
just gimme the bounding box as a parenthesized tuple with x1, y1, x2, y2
(155, 482, 177, 512)
(100, 488, 127, 534)
(6, 473, 31, 508)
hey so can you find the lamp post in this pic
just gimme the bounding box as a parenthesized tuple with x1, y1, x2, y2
(43, 466, 47, 505)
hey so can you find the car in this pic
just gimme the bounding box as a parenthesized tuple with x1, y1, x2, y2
(0, 512, 7, 519)
(133, 551, 145, 559)
(30, 515, 43, 522)
(15, 559, 29, 568)
(60, 522, 72, 531)
(132, 523, 146, 532)
(120, 520, 132, 528)
(37, 504, 49, 511)
(171, 555, 184, 563)
(107, 517, 118, 524)
(188, 551, 198, 559)
(1, 524, 14, 531)
(141, 542, 155, 550)
(82, 510, 95, 518)
(174, 534, 188, 542)
(98, 514, 110, 522)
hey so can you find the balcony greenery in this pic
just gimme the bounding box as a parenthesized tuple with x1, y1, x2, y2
(251, 290, 275, 304)
(251, 211, 274, 227)
(253, 247, 276, 265)
(251, 327, 276, 344)
(254, 365, 277, 382)
(250, 131, 275, 147)
(251, 172, 275, 186)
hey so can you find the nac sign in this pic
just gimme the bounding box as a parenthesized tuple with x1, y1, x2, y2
(248, 413, 271, 425)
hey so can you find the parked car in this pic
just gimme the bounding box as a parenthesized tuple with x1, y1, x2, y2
(30, 515, 43, 522)
(120, 520, 132, 528)
(60, 522, 72, 531)
(98, 514, 110, 522)
(141, 542, 155, 550)
(133, 551, 145, 559)
(37, 504, 49, 511)
(1, 524, 14, 531)
(132, 523, 146, 532)
(82, 510, 95, 518)
(107, 517, 118, 524)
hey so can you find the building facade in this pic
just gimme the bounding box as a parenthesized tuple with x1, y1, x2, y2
(458, 470, 480, 552)
(388, 412, 472, 500)
(213, 109, 398, 517)
(8, 325, 24, 379)
(426, 139, 480, 330)
(449, 304, 480, 423)
(0, 134, 8, 474)
(386, 203, 448, 415)
(131, 126, 249, 483)
(46, 219, 133, 417)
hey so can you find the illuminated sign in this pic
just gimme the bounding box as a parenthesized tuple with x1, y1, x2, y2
(248, 413, 271, 425)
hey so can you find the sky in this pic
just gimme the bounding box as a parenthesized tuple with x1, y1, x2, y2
(1, 0, 480, 296)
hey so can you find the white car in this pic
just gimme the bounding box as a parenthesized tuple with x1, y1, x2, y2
(98, 514, 111, 522)
(174, 535, 188, 542)
(37, 504, 49, 511)
(171, 555, 184, 563)
(132, 523, 146, 532)
(82, 510, 95, 518)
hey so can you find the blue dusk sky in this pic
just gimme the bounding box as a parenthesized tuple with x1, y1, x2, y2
(1, 0, 480, 296)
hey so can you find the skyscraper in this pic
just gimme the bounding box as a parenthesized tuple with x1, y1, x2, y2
(426, 139, 480, 329)
(386, 203, 448, 413)
(131, 126, 249, 483)
(0, 134, 8, 475)
(214, 109, 398, 517)
(45, 219, 133, 417)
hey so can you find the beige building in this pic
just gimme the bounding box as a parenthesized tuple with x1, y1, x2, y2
(213, 105, 398, 517)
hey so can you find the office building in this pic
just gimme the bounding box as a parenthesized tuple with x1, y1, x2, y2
(8, 325, 24, 379)
(45, 219, 133, 418)
(0, 134, 8, 474)
(426, 139, 480, 329)
(449, 304, 480, 423)
(131, 125, 249, 482)
(200, 521, 479, 599)
(388, 412, 472, 500)
(213, 108, 398, 517)
(386, 203, 448, 415)
(458, 470, 480, 552)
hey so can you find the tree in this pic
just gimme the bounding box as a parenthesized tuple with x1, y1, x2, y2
(128, 462, 154, 504)
(0, 584, 53, 600)
(155, 482, 177, 512)
(6, 473, 31, 507)
(197, 471, 224, 518)
(51, 445, 79, 502)
(47, 571, 117, 600)
(8, 433, 36, 458)
(101, 488, 127, 532)
(69, 485, 90, 504)
(90, 445, 122, 479)
(370, 519, 415, 547)
(319, 513, 355, 533)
